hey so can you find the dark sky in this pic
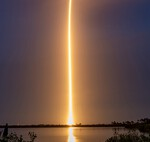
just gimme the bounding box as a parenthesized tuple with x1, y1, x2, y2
(0, 0, 150, 124)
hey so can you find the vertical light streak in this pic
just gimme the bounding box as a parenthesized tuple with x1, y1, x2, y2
(68, 128, 75, 142)
(68, 0, 74, 125)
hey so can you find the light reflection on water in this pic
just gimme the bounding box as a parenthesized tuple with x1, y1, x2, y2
(0, 127, 127, 142)
(68, 128, 75, 142)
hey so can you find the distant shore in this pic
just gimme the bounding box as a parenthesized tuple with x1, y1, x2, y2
(0, 124, 124, 128)
(1, 118, 149, 131)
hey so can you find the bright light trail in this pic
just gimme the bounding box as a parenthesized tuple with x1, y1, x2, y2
(68, 0, 74, 125)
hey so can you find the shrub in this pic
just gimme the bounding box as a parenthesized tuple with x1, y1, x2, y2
(0, 132, 37, 142)
(105, 131, 150, 142)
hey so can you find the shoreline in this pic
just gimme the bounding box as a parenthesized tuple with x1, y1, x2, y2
(0, 124, 125, 128)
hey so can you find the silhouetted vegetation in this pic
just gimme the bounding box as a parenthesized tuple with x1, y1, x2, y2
(0, 124, 37, 142)
(0, 118, 149, 130)
(0, 132, 37, 142)
(114, 118, 150, 133)
(0, 124, 124, 128)
(2, 124, 8, 138)
(106, 118, 150, 142)
(105, 131, 150, 142)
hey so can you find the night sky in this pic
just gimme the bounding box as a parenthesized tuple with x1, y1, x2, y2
(0, 0, 150, 124)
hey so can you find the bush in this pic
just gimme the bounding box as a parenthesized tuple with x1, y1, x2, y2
(0, 132, 37, 142)
(105, 131, 150, 142)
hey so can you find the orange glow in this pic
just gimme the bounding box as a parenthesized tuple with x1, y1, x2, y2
(68, 128, 75, 142)
(68, 0, 74, 125)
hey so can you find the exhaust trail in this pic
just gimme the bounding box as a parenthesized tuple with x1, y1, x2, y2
(67, 0, 74, 125)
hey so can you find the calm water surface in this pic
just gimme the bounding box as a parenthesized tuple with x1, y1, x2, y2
(4, 127, 126, 142)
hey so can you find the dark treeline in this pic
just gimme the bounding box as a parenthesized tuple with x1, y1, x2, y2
(0, 124, 124, 128)
(111, 118, 150, 133)
(0, 118, 150, 132)
(106, 118, 150, 142)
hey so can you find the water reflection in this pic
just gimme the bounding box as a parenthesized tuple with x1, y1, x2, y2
(68, 128, 76, 142)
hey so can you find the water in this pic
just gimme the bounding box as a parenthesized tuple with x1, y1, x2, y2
(1, 127, 127, 142)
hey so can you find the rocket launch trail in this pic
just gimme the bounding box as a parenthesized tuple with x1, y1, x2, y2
(68, 0, 74, 125)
